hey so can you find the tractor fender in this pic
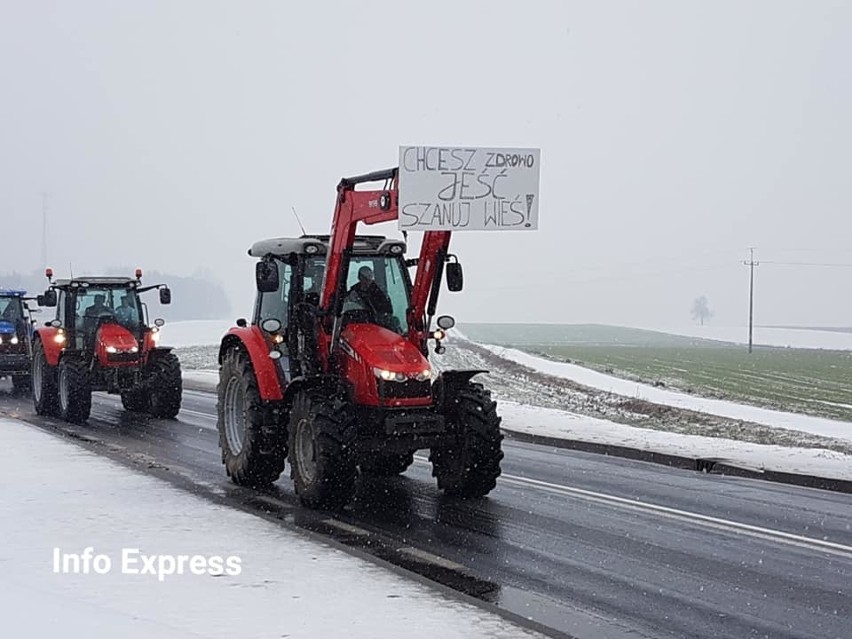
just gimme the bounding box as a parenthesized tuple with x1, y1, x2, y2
(280, 374, 350, 409)
(219, 327, 283, 402)
(33, 327, 63, 367)
(432, 369, 488, 410)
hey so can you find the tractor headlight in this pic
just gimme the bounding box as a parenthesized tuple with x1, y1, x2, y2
(10, 336, 18, 345)
(54, 332, 66, 344)
(414, 368, 432, 382)
(431, 329, 446, 341)
(0, 336, 3, 345)
(373, 368, 407, 382)
(106, 346, 118, 354)
(130, 346, 139, 353)
(150, 330, 160, 344)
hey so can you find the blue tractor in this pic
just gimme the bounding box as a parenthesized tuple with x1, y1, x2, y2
(0, 289, 37, 393)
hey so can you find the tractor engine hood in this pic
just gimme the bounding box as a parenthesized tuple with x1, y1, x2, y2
(96, 323, 140, 365)
(0, 320, 15, 335)
(341, 323, 429, 376)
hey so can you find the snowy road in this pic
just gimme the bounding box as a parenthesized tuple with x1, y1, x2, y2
(1, 384, 851, 639)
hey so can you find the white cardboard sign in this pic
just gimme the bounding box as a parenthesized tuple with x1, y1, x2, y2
(398, 146, 540, 231)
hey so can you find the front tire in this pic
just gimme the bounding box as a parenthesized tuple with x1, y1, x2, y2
(430, 382, 503, 497)
(148, 352, 182, 418)
(217, 347, 287, 486)
(288, 391, 357, 510)
(32, 341, 60, 416)
(58, 358, 92, 424)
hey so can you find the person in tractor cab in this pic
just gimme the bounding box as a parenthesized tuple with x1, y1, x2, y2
(0, 298, 20, 321)
(85, 294, 112, 318)
(348, 266, 393, 317)
(115, 295, 138, 328)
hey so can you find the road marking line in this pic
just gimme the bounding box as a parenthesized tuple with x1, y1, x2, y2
(414, 455, 852, 557)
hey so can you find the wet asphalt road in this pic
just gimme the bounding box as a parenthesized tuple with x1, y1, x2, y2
(1, 383, 850, 639)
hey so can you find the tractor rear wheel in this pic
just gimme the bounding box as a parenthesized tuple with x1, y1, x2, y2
(430, 381, 503, 497)
(32, 341, 59, 416)
(288, 391, 357, 510)
(359, 452, 414, 476)
(217, 347, 287, 486)
(148, 352, 182, 418)
(58, 357, 92, 424)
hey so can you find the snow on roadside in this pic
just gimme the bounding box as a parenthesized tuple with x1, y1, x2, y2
(499, 401, 852, 481)
(158, 319, 234, 348)
(0, 417, 540, 639)
(480, 343, 852, 444)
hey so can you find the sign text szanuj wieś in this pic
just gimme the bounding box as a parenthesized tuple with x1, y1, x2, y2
(398, 146, 540, 231)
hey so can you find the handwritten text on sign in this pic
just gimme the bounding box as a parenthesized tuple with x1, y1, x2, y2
(398, 146, 540, 231)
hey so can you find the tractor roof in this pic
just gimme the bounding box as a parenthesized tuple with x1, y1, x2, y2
(51, 277, 139, 289)
(0, 289, 27, 297)
(249, 234, 406, 258)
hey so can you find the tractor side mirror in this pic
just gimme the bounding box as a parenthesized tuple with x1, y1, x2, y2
(38, 290, 57, 307)
(256, 260, 279, 293)
(159, 287, 172, 305)
(446, 262, 464, 292)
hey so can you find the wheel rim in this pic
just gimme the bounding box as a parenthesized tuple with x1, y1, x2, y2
(294, 417, 317, 484)
(32, 352, 43, 402)
(58, 366, 69, 413)
(223, 376, 246, 455)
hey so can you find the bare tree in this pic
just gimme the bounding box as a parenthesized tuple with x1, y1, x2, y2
(691, 295, 713, 326)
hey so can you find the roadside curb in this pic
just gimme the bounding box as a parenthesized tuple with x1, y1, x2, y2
(501, 428, 852, 495)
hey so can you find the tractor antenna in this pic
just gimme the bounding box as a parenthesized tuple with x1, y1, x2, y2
(291, 206, 307, 236)
(69, 262, 74, 279)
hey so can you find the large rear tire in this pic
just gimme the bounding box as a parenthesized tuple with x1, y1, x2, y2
(359, 452, 414, 476)
(148, 352, 182, 418)
(217, 347, 287, 486)
(58, 357, 92, 424)
(288, 391, 357, 510)
(32, 341, 60, 417)
(430, 382, 503, 497)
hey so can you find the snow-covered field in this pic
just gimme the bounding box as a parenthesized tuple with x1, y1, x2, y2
(480, 343, 852, 443)
(627, 324, 852, 351)
(0, 418, 540, 639)
(159, 319, 234, 348)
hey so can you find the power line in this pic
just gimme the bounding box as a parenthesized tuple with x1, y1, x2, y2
(760, 261, 852, 267)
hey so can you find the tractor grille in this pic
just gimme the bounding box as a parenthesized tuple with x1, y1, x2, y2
(107, 352, 140, 363)
(377, 378, 431, 399)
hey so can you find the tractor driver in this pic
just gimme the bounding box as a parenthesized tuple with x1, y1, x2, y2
(85, 294, 112, 318)
(115, 295, 138, 327)
(347, 266, 393, 318)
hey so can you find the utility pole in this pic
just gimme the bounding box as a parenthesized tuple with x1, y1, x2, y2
(743, 248, 759, 353)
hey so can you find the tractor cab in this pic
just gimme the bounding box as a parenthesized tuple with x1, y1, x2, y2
(0, 289, 36, 391)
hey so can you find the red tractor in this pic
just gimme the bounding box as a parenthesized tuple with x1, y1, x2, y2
(217, 168, 503, 509)
(32, 269, 182, 423)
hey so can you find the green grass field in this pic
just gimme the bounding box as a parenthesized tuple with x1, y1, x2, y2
(460, 323, 852, 422)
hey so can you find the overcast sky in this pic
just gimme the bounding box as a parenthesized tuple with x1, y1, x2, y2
(2, 1, 850, 328)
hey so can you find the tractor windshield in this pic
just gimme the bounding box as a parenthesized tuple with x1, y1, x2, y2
(74, 287, 141, 332)
(343, 256, 410, 334)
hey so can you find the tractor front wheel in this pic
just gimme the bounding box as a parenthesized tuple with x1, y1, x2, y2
(148, 352, 182, 418)
(288, 391, 357, 510)
(430, 382, 503, 498)
(217, 347, 287, 486)
(32, 341, 59, 416)
(58, 357, 92, 424)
